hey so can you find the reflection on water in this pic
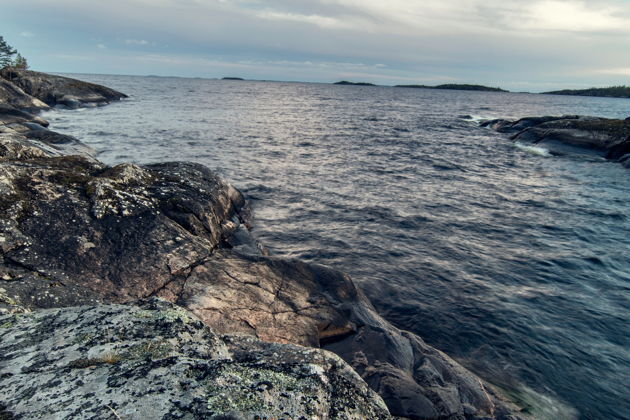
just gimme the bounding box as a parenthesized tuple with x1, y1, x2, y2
(45, 75, 630, 419)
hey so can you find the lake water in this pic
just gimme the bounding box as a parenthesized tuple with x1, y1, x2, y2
(44, 74, 630, 419)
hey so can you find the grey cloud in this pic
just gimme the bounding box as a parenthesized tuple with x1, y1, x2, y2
(2, 0, 629, 90)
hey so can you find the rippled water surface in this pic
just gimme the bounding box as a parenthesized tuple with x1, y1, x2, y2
(46, 75, 630, 419)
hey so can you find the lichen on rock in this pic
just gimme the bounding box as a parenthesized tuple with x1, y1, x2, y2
(0, 299, 391, 419)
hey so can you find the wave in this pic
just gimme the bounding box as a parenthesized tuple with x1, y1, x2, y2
(461, 114, 496, 124)
(502, 384, 579, 420)
(514, 142, 551, 157)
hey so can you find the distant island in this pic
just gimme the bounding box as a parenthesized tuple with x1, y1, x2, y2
(395, 83, 507, 92)
(334, 80, 376, 86)
(222, 77, 244, 80)
(542, 85, 630, 99)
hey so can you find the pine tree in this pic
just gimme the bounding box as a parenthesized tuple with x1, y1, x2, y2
(13, 53, 28, 70)
(0, 36, 17, 69)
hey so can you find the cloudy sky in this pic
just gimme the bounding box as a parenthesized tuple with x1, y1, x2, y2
(3, 0, 630, 91)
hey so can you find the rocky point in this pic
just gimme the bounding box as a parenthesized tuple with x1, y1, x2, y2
(481, 115, 630, 167)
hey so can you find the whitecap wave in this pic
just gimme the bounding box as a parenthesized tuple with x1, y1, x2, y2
(461, 114, 493, 123)
(515, 142, 551, 157)
(504, 384, 579, 420)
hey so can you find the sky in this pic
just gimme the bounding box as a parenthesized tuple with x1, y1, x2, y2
(2, 0, 630, 91)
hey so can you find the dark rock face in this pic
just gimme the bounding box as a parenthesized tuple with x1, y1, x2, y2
(0, 299, 391, 419)
(0, 68, 127, 108)
(482, 115, 630, 163)
(480, 115, 580, 134)
(0, 153, 246, 308)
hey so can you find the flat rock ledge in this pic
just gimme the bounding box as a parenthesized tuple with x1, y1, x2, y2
(0, 72, 527, 419)
(481, 115, 630, 166)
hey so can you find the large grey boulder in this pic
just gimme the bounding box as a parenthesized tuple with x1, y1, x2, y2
(0, 68, 127, 108)
(0, 141, 246, 310)
(0, 299, 391, 419)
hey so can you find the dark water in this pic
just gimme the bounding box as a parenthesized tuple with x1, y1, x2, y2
(45, 75, 630, 419)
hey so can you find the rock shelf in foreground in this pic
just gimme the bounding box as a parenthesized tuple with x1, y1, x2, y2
(0, 70, 527, 419)
(0, 299, 390, 419)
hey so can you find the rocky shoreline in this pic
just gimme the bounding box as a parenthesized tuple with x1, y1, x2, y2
(1, 69, 526, 419)
(481, 115, 630, 167)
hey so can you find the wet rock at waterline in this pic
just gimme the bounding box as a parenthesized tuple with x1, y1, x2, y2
(482, 115, 630, 163)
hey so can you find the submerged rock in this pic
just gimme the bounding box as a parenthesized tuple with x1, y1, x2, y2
(0, 68, 127, 108)
(482, 115, 630, 163)
(0, 299, 391, 419)
(480, 116, 580, 134)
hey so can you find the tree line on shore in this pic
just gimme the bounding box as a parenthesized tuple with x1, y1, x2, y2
(543, 85, 630, 98)
(0, 36, 29, 70)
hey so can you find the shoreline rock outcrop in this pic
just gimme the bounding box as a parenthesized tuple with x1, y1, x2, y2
(0, 68, 127, 109)
(0, 71, 527, 419)
(482, 115, 630, 166)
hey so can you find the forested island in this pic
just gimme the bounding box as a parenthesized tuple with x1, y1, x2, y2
(334, 80, 376, 86)
(396, 83, 507, 92)
(543, 86, 630, 98)
(334, 81, 507, 91)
